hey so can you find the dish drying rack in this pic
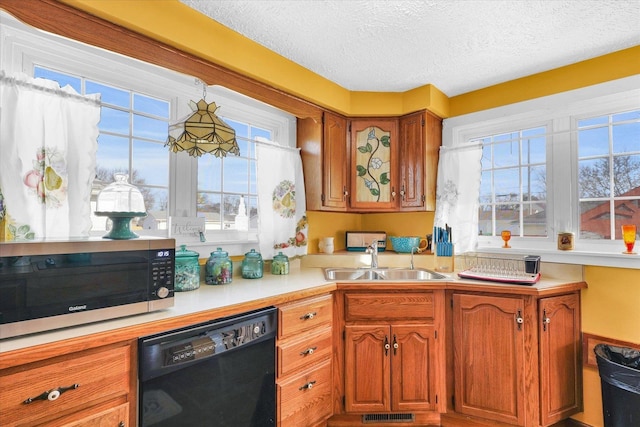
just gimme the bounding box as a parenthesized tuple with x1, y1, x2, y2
(457, 254, 540, 285)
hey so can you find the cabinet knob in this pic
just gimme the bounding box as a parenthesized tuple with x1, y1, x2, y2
(300, 312, 316, 320)
(516, 310, 523, 330)
(298, 380, 316, 391)
(300, 346, 317, 356)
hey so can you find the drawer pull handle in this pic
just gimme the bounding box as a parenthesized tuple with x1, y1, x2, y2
(300, 312, 316, 320)
(300, 346, 317, 356)
(23, 383, 79, 404)
(299, 380, 317, 391)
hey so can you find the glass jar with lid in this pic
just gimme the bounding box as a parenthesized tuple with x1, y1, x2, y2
(175, 245, 200, 291)
(94, 173, 146, 239)
(205, 247, 233, 285)
(271, 251, 289, 275)
(241, 249, 263, 279)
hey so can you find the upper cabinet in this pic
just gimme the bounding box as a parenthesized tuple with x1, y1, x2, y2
(298, 110, 442, 212)
(399, 111, 442, 211)
(349, 118, 398, 211)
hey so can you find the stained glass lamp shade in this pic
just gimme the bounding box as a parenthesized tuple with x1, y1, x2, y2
(166, 99, 240, 158)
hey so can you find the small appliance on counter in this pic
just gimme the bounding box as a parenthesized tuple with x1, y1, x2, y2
(346, 231, 387, 252)
(0, 237, 175, 339)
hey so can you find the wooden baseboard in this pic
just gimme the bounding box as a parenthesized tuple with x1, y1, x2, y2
(583, 332, 640, 368)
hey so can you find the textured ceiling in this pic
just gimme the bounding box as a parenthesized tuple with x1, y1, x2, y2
(181, 0, 640, 96)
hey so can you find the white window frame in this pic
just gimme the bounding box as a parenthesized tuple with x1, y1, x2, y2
(444, 75, 640, 269)
(1, 12, 296, 255)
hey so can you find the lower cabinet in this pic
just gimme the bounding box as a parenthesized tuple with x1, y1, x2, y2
(277, 294, 334, 427)
(345, 323, 436, 413)
(452, 291, 582, 427)
(339, 290, 441, 421)
(0, 342, 133, 427)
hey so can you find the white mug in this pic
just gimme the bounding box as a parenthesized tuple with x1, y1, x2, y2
(319, 237, 334, 254)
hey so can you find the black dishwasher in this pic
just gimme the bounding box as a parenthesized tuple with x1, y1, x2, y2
(138, 307, 277, 427)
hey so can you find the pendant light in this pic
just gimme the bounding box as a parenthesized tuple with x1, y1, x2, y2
(166, 80, 240, 158)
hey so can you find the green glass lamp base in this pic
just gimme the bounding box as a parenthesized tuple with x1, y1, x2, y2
(95, 212, 146, 240)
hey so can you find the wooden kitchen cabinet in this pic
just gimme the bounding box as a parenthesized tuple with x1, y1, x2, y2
(298, 112, 349, 211)
(398, 111, 441, 211)
(349, 118, 399, 211)
(451, 292, 582, 426)
(298, 109, 441, 213)
(341, 291, 440, 417)
(0, 342, 133, 427)
(277, 294, 334, 427)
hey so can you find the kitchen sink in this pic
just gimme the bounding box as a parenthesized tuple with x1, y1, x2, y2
(323, 267, 447, 282)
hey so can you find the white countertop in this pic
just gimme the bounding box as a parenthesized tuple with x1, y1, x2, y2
(0, 254, 585, 355)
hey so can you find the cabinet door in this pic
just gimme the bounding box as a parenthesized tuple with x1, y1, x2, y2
(539, 293, 583, 425)
(349, 119, 398, 211)
(391, 324, 436, 412)
(453, 294, 525, 426)
(323, 111, 349, 210)
(398, 112, 425, 210)
(345, 325, 390, 412)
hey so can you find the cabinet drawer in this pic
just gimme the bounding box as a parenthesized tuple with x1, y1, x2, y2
(345, 292, 434, 321)
(278, 325, 332, 377)
(0, 344, 130, 427)
(278, 359, 332, 427)
(278, 294, 332, 339)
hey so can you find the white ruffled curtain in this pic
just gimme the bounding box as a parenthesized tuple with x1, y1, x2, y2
(0, 72, 100, 240)
(434, 143, 483, 253)
(256, 143, 308, 259)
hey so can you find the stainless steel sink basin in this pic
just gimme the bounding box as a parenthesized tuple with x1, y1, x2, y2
(323, 267, 447, 281)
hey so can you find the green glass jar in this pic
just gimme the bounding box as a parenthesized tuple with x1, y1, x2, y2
(205, 247, 233, 285)
(271, 251, 289, 275)
(241, 249, 263, 279)
(175, 245, 200, 291)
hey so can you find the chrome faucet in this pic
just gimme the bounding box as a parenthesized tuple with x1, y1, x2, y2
(366, 240, 379, 268)
(410, 246, 417, 270)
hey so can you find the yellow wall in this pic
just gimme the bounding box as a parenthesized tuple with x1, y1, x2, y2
(51, 3, 640, 426)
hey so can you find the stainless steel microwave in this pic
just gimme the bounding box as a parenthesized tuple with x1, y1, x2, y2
(0, 238, 175, 340)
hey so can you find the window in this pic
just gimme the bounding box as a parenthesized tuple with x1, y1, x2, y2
(32, 66, 171, 234)
(444, 76, 640, 265)
(3, 11, 295, 250)
(196, 118, 262, 232)
(577, 110, 640, 240)
(478, 126, 547, 237)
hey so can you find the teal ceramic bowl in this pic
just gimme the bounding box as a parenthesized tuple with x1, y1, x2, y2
(389, 236, 422, 253)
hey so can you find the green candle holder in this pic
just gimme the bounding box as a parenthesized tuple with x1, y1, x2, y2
(95, 211, 146, 240)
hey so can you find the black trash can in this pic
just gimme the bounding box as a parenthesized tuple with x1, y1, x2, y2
(594, 343, 640, 427)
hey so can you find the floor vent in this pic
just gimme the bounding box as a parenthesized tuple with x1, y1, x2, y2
(362, 413, 415, 423)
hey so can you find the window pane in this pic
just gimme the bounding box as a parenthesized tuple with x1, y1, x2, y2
(198, 192, 222, 231)
(496, 204, 520, 235)
(96, 134, 129, 172)
(134, 94, 169, 119)
(523, 165, 546, 201)
(133, 114, 168, 141)
(580, 200, 611, 239)
(223, 157, 249, 193)
(481, 144, 492, 169)
(132, 140, 168, 187)
(142, 188, 168, 220)
(494, 168, 520, 202)
(578, 127, 609, 157)
(493, 141, 519, 167)
(523, 202, 546, 236)
(100, 107, 130, 134)
(579, 158, 610, 198)
(34, 66, 81, 92)
(523, 136, 546, 164)
(612, 122, 639, 154)
(198, 156, 222, 192)
(613, 154, 640, 196)
(86, 81, 129, 108)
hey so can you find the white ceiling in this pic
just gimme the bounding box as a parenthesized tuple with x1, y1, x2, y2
(180, 0, 640, 97)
